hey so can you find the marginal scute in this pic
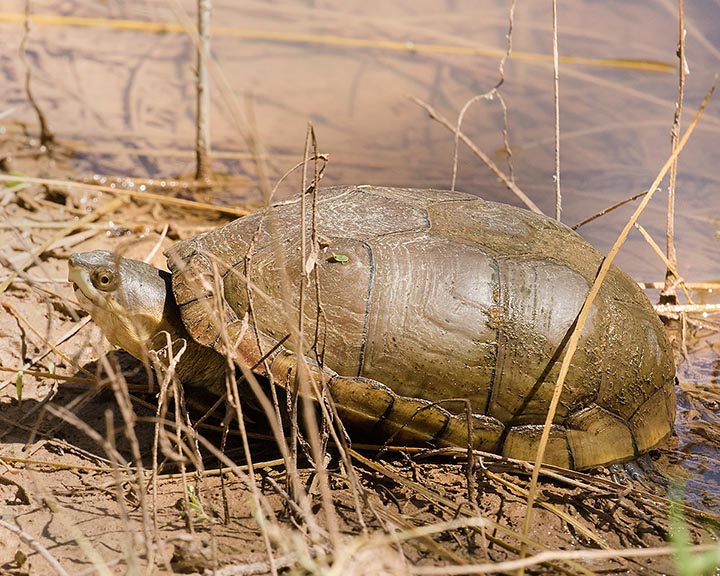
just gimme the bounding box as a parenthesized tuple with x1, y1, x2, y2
(565, 405, 636, 470)
(629, 384, 676, 453)
(437, 413, 504, 454)
(371, 395, 452, 446)
(502, 425, 571, 469)
(328, 375, 396, 431)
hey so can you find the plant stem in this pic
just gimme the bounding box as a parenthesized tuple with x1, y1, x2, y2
(195, 0, 212, 183)
(663, 0, 686, 302)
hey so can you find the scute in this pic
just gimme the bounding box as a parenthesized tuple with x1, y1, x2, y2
(565, 405, 635, 470)
(486, 257, 604, 425)
(361, 231, 498, 405)
(629, 384, 677, 454)
(502, 425, 572, 469)
(165, 185, 676, 469)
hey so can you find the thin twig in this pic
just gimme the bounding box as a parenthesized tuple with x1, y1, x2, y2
(411, 543, 720, 575)
(410, 97, 543, 215)
(655, 302, 720, 315)
(0, 365, 94, 385)
(0, 518, 71, 576)
(450, 0, 516, 192)
(571, 190, 647, 230)
(195, 0, 212, 183)
(1, 302, 96, 376)
(0, 312, 92, 395)
(296, 124, 342, 545)
(209, 554, 298, 576)
(663, 0, 687, 299)
(633, 222, 692, 303)
(640, 281, 720, 290)
(0, 173, 249, 216)
(166, 0, 274, 199)
(551, 0, 561, 221)
(20, 1, 55, 148)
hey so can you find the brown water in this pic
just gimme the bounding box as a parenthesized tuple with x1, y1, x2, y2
(1, 0, 719, 504)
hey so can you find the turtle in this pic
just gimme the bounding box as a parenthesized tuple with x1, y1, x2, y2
(68, 185, 676, 470)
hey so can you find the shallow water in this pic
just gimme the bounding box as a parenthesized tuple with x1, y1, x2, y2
(1, 0, 719, 506)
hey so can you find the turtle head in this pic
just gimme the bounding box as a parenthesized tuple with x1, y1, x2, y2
(68, 250, 181, 360)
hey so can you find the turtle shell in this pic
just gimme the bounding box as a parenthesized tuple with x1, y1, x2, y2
(166, 185, 676, 469)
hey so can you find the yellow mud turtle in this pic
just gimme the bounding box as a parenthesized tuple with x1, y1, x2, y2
(68, 186, 676, 469)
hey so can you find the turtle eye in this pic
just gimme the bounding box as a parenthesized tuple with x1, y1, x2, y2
(92, 268, 116, 291)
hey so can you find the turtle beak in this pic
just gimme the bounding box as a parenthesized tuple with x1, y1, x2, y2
(67, 254, 83, 291)
(67, 254, 95, 308)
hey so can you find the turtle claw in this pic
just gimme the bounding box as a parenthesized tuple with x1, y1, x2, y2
(609, 454, 668, 492)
